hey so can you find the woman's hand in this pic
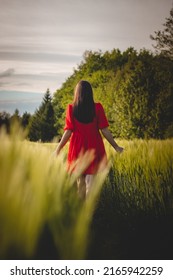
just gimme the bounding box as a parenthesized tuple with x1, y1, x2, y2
(115, 146, 124, 153)
(101, 128, 124, 153)
(54, 130, 72, 156)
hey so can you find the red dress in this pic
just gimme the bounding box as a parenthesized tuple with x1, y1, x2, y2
(64, 103, 109, 174)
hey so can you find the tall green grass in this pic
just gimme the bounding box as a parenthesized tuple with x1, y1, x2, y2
(89, 138, 173, 259)
(0, 124, 173, 259)
(107, 138, 173, 211)
(0, 125, 109, 259)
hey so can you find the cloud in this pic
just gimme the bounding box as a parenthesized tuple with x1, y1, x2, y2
(0, 1, 172, 94)
(0, 51, 81, 64)
(0, 68, 15, 78)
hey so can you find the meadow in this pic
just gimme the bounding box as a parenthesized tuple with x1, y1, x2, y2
(0, 125, 173, 260)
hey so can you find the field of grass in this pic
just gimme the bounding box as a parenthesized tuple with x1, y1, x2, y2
(0, 125, 173, 259)
(89, 139, 173, 259)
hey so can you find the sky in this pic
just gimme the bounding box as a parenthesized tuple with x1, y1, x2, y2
(0, 0, 172, 115)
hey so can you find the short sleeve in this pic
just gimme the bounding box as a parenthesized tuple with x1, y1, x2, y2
(64, 104, 74, 131)
(97, 103, 109, 129)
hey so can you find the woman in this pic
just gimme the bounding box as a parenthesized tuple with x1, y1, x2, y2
(56, 80, 123, 199)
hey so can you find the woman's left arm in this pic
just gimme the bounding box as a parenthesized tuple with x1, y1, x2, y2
(55, 130, 72, 155)
(101, 127, 124, 153)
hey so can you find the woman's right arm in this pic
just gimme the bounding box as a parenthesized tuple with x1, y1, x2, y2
(55, 129, 72, 155)
(101, 127, 124, 153)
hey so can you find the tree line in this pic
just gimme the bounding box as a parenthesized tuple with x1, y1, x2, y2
(53, 48, 173, 139)
(0, 89, 57, 142)
(53, 7, 173, 139)
(0, 7, 173, 141)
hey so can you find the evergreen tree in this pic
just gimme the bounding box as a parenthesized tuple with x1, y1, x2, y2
(21, 112, 31, 128)
(0, 111, 11, 132)
(10, 109, 21, 124)
(29, 89, 56, 142)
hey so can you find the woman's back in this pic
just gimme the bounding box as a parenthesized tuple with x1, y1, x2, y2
(65, 102, 109, 174)
(55, 80, 123, 198)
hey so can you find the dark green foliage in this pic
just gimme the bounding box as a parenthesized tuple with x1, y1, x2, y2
(53, 48, 173, 139)
(10, 109, 20, 124)
(29, 89, 56, 142)
(0, 111, 11, 132)
(0, 110, 31, 134)
(21, 112, 31, 128)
